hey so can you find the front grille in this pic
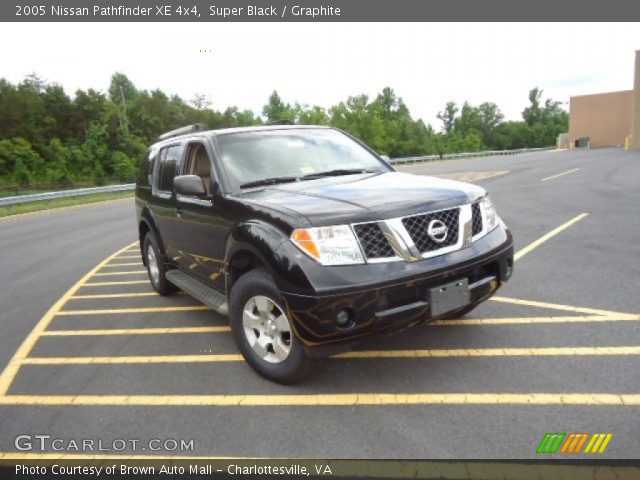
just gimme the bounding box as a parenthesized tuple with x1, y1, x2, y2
(401, 208, 460, 253)
(471, 202, 483, 236)
(353, 222, 396, 259)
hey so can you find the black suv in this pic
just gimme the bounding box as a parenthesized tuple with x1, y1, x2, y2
(135, 124, 513, 383)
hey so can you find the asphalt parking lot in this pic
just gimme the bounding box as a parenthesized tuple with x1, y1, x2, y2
(0, 147, 639, 459)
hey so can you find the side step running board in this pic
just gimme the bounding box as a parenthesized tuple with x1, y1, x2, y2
(166, 270, 228, 316)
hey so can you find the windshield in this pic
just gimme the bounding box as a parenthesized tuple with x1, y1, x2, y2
(216, 128, 390, 190)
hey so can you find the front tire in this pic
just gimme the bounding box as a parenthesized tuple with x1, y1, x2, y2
(229, 268, 317, 384)
(143, 232, 177, 296)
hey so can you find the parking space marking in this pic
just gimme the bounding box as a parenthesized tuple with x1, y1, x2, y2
(56, 306, 211, 315)
(113, 255, 140, 260)
(513, 213, 588, 262)
(22, 354, 243, 365)
(82, 280, 149, 287)
(70, 292, 158, 299)
(0, 240, 138, 396)
(93, 270, 148, 276)
(491, 296, 637, 319)
(1, 393, 638, 407)
(19, 346, 640, 366)
(40, 326, 231, 336)
(101, 262, 141, 267)
(433, 315, 640, 326)
(542, 168, 580, 181)
(429, 170, 510, 183)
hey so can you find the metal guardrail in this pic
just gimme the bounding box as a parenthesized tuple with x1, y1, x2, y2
(0, 146, 555, 207)
(0, 184, 135, 207)
(388, 147, 554, 165)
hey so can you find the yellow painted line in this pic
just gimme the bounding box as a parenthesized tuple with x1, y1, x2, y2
(514, 213, 588, 261)
(81, 280, 149, 287)
(0, 393, 639, 406)
(490, 296, 637, 319)
(471, 170, 510, 181)
(56, 305, 211, 316)
(337, 346, 640, 359)
(93, 270, 148, 276)
(22, 354, 242, 364)
(542, 168, 580, 181)
(70, 292, 158, 299)
(0, 241, 138, 396)
(41, 326, 231, 336)
(113, 254, 140, 259)
(432, 315, 640, 326)
(101, 262, 141, 267)
(19, 346, 640, 365)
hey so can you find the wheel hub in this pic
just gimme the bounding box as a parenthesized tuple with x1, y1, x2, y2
(242, 295, 292, 364)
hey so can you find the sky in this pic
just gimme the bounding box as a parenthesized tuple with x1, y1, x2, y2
(0, 22, 638, 128)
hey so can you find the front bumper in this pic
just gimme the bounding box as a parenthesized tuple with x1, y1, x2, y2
(280, 226, 514, 357)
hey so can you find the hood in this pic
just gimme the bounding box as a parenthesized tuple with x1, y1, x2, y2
(234, 171, 485, 226)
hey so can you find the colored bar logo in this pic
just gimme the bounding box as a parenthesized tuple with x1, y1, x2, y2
(537, 432, 612, 454)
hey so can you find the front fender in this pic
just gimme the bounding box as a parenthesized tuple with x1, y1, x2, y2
(224, 220, 315, 293)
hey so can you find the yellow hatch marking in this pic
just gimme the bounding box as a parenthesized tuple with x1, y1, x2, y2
(514, 213, 588, 261)
(101, 262, 141, 267)
(19, 346, 640, 365)
(81, 280, 149, 287)
(70, 292, 158, 299)
(0, 393, 639, 407)
(93, 271, 148, 276)
(490, 296, 637, 319)
(40, 327, 231, 336)
(433, 315, 640, 325)
(0, 241, 138, 396)
(56, 306, 211, 316)
(542, 168, 580, 181)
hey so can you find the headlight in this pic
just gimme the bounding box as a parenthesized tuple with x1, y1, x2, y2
(480, 196, 500, 232)
(291, 225, 365, 266)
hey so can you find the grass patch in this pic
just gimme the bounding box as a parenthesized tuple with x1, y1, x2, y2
(0, 191, 133, 218)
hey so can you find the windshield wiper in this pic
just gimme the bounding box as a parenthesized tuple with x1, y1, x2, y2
(240, 176, 300, 189)
(299, 168, 380, 180)
(239, 169, 380, 189)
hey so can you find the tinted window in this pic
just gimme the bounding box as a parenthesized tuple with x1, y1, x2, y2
(157, 145, 183, 192)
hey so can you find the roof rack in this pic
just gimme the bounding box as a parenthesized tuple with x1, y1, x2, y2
(157, 123, 204, 141)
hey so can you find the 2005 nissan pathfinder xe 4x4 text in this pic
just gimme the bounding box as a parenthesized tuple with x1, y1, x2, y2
(135, 124, 514, 383)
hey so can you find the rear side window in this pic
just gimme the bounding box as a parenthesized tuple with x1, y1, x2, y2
(156, 144, 184, 193)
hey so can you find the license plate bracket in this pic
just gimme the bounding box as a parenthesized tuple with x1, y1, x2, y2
(429, 278, 470, 317)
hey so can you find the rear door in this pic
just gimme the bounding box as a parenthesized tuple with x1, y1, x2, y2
(150, 143, 184, 258)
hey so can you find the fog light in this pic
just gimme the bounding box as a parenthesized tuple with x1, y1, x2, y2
(335, 308, 354, 328)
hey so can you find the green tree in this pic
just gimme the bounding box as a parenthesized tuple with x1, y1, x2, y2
(437, 101, 458, 136)
(262, 91, 296, 123)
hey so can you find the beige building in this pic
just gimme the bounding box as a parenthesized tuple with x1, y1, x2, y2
(568, 50, 640, 150)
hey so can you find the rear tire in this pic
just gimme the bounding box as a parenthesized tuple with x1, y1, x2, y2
(229, 268, 318, 384)
(143, 232, 177, 296)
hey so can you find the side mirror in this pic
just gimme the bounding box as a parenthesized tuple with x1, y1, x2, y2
(174, 175, 207, 197)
